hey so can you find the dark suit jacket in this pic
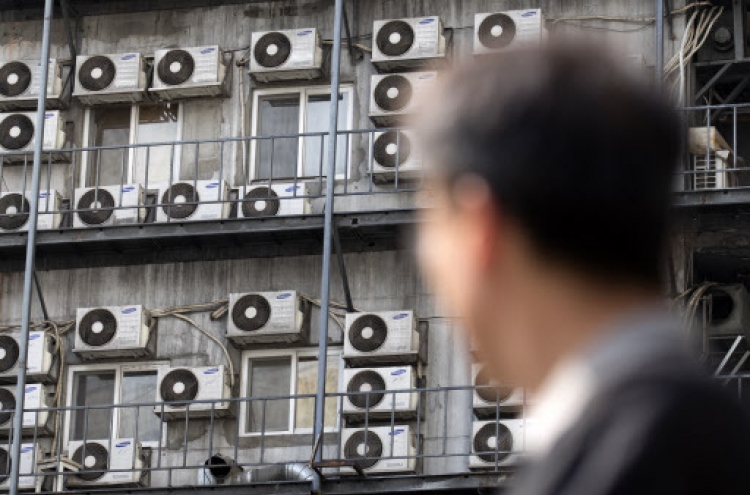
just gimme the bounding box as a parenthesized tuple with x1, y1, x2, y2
(508, 352, 750, 495)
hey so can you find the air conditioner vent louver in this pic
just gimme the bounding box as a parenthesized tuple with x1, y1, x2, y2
(0, 114, 34, 150)
(157, 50, 195, 86)
(473, 422, 513, 464)
(254, 32, 292, 68)
(374, 131, 411, 170)
(376, 21, 415, 57)
(373, 75, 413, 112)
(160, 368, 199, 406)
(0, 62, 32, 98)
(346, 370, 386, 409)
(231, 294, 272, 331)
(241, 187, 280, 217)
(72, 442, 109, 481)
(477, 13, 517, 50)
(0, 193, 30, 231)
(78, 308, 118, 347)
(0, 389, 15, 426)
(474, 365, 514, 404)
(79, 56, 116, 91)
(161, 182, 199, 219)
(0, 337, 19, 373)
(348, 314, 389, 353)
(344, 430, 382, 469)
(77, 189, 115, 226)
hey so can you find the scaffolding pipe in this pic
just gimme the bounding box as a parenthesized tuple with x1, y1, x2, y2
(9, 0, 54, 493)
(312, 0, 345, 492)
(656, 0, 664, 89)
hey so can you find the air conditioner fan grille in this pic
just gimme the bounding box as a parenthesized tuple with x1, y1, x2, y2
(374, 132, 411, 169)
(0, 447, 10, 483)
(242, 187, 280, 217)
(373, 75, 413, 112)
(475, 366, 515, 404)
(344, 430, 383, 469)
(161, 183, 199, 220)
(474, 422, 513, 463)
(72, 442, 109, 481)
(0, 337, 20, 373)
(79, 308, 118, 347)
(160, 368, 199, 406)
(347, 370, 386, 409)
(0, 62, 32, 98)
(0, 389, 15, 426)
(232, 294, 272, 332)
(0, 114, 34, 151)
(254, 32, 292, 68)
(77, 189, 115, 226)
(158, 50, 195, 86)
(0, 193, 30, 231)
(79, 56, 117, 91)
(376, 20, 415, 57)
(478, 13, 517, 50)
(348, 314, 388, 353)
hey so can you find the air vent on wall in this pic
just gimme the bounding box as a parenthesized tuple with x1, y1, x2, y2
(369, 72, 437, 126)
(0, 331, 55, 384)
(155, 180, 230, 223)
(239, 183, 311, 218)
(470, 419, 531, 469)
(340, 426, 417, 474)
(152, 46, 229, 100)
(344, 311, 423, 366)
(474, 10, 545, 55)
(155, 365, 232, 420)
(0, 59, 63, 111)
(74, 305, 153, 359)
(701, 284, 750, 339)
(250, 28, 323, 83)
(227, 290, 306, 347)
(74, 53, 147, 105)
(0, 111, 67, 163)
(73, 184, 145, 228)
(66, 439, 144, 487)
(372, 16, 446, 71)
(342, 366, 418, 419)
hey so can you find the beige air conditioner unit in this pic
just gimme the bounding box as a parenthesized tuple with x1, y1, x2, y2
(371, 16, 446, 71)
(369, 71, 437, 126)
(470, 419, 532, 469)
(0, 111, 67, 162)
(153, 46, 229, 99)
(474, 10, 545, 55)
(0, 190, 62, 232)
(0, 58, 63, 111)
(66, 439, 145, 488)
(250, 28, 323, 83)
(74, 52, 147, 105)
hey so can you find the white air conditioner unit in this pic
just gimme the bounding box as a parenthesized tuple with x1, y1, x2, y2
(74, 53, 147, 105)
(0, 111, 67, 162)
(0, 443, 43, 491)
(342, 366, 418, 419)
(227, 290, 305, 346)
(692, 151, 736, 190)
(73, 184, 145, 228)
(0, 190, 62, 232)
(470, 419, 531, 469)
(371, 16, 446, 71)
(344, 311, 421, 366)
(0, 331, 55, 384)
(152, 46, 228, 99)
(155, 180, 230, 223)
(74, 305, 153, 360)
(66, 439, 144, 487)
(472, 364, 524, 415)
(250, 28, 323, 82)
(474, 10, 545, 55)
(702, 284, 750, 338)
(340, 425, 416, 474)
(370, 130, 421, 181)
(238, 183, 312, 218)
(0, 58, 63, 110)
(369, 72, 437, 126)
(155, 365, 232, 420)
(0, 384, 53, 435)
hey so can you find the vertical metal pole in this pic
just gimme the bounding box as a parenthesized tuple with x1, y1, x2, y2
(312, 0, 344, 492)
(10, 0, 54, 494)
(656, 0, 664, 90)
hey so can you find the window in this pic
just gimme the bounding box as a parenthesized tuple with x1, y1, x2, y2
(65, 362, 167, 448)
(240, 348, 342, 436)
(82, 104, 181, 187)
(250, 86, 353, 181)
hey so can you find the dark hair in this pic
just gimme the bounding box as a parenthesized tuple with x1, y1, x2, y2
(417, 44, 681, 287)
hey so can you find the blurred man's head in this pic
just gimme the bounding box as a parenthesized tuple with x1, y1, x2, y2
(416, 45, 681, 389)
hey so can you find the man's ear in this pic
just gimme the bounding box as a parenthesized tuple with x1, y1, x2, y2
(453, 176, 500, 271)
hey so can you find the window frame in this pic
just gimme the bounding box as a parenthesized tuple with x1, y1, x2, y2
(239, 347, 343, 437)
(248, 85, 354, 182)
(63, 361, 169, 449)
(80, 103, 184, 188)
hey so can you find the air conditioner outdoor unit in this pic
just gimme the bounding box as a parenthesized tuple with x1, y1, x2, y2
(155, 180, 230, 223)
(344, 311, 422, 366)
(74, 305, 153, 360)
(472, 363, 524, 415)
(74, 52, 147, 105)
(250, 28, 323, 82)
(0, 111, 67, 162)
(470, 419, 530, 469)
(0, 331, 55, 384)
(0, 384, 53, 435)
(342, 366, 418, 419)
(370, 131, 421, 181)
(369, 72, 438, 126)
(340, 425, 417, 474)
(73, 184, 145, 228)
(0, 58, 63, 110)
(227, 290, 305, 346)
(155, 365, 232, 420)
(0, 190, 62, 232)
(152, 46, 228, 99)
(0, 443, 43, 491)
(371, 16, 446, 71)
(692, 152, 737, 191)
(474, 10, 545, 55)
(238, 183, 312, 218)
(702, 284, 750, 338)
(66, 439, 144, 487)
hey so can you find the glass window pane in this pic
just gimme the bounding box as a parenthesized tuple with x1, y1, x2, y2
(247, 357, 292, 433)
(87, 107, 131, 187)
(255, 94, 300, 180)
(70, 372, 116, 441)
(295, 356, 339, 430)
(134, 104, 180, 185)
(119, 371, 161, 443)
(303, 92, 350, 177)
